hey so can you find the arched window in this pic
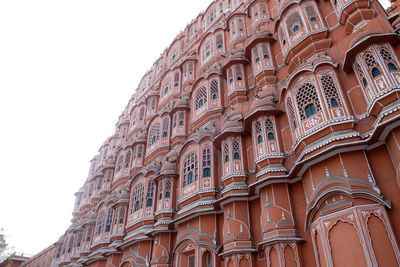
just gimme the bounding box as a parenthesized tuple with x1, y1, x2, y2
(86, 226, 92, 242)
(67, 236, 74, 253)
(96, 178, 102, 190)
(146, 180, 155, 207)
(162, 117, 170, 138)
(235, 65, 243, 81)
(228, 68, 234, 84)
(163, 77, 171, 96)
(265, 119, 275, 140)
(202, 147, 211, 177)
(174, 71, 180, 87)
(158, 182, 163, 199)
(286, 12, 303, 37)
(96, 211, 105, 235)
(139, 107, 144, 121)
(179, 112, 185, 126)
(296, 83, 322, 120)
(305, 5, 318, 23)
(165, 181, 171, 198)
(224, 143, 230, 162)
(88, 183, 94, 196)
(56, 246, 61, 258)
(118, 208, 125, 224)
(124, 151, 131, 168)
(255, 121, 263, 143)
(210, 80, 219, 100)
(138, 146, 143, 158)
(253, 46, 260, 63)
(131, 183, 144, 213)
(380, 47, 398, 71)
(320, 74, 342, 108)
(364, 53, 382, 79)
(216, 33, 223, 49)
(195, 87, 207, 109)
(232, 139, 240, 160)
(261, 43, 269, 59)
(148, 122, 160, 146)
(105, 209, 113, 232)
(183, 153, 198, 187)
(173, 113, 177, 128)
(354, 63, 368, 88)
(117, 156, 123, 172)
(76, 233, 82, 248)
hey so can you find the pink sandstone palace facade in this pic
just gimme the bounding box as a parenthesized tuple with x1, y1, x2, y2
(23, 0, 400, 266)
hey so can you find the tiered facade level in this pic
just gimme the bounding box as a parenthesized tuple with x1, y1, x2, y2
(23, 0, 400, 266)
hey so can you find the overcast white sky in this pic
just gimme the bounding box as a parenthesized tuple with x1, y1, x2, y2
(0, 0, 391, 257)
(0, 0, 211, 255)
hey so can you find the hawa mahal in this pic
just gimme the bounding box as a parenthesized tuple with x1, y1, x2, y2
(23, 0, 400, 266)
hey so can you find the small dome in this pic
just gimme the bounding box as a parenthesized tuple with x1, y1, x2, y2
(249, 87, 276, 115)
(119, 190, 130, 201)
(136, 131, 147, 143)
(222, 110, 243, 133)
(160, 160, 177, 175)
(174, 97, 189, 109)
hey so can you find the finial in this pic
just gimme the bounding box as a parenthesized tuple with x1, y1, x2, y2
(343, 167, 348, 178)
(265, 192, 271, 207)
(368, 171, 381, 194)
(240, 224, 243, 232)
(325, 166, 330, 178)
(281, 211, 286, 220)
(267, 212, 270, 221)
(367, 171, 375, 184)
(311, 179, 316, 191)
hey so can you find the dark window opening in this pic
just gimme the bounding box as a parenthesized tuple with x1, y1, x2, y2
(371, 67, 382, 78)
(225, 155, 230, 162)
(187, 171, 194, 184)
(330, 98, 339, 107)
(388, 62, 398, 71)
(305, 103, 317, 118)
(267, 132, 275, 140)
(203, 167, 211, 177)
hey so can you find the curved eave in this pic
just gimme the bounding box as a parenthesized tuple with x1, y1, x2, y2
(213, 127, 245, 145)
(343, 33, 400, 73)
(244, 31, 276, 59)
(171, 103, 190, 114)
(156, 170, 178, 179)
(221, 53, 250, 77)
(244, 106, 283, 131)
